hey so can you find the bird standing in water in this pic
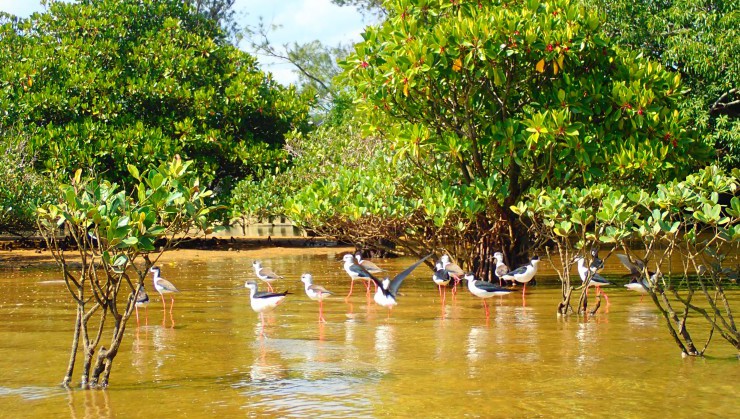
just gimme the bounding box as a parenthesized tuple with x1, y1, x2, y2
(575, 256, 612, 305)
(465, 273, 513, 317)
(432, 261, 452, 303)
(440, 254, 464, 293)
(150, 266, 179, 314)
(501, 256, 540, 296)
(133, 286, 149, 327)
(493, 252, 509, 286)
(355, 252, 385, 273)
(252, 260, 283, 292)
(300, 273, 333, 323)
(343, 253, 378, 300)
(244, 280, 290, 334)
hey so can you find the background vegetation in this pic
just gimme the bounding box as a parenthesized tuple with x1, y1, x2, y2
(0, 0, 736, 371)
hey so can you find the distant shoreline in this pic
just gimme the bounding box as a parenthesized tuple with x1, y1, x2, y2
(0, 236, 349, 270)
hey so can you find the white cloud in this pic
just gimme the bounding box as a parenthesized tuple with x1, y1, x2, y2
(0, 0, 49, 17)
(235, 0, 367, 85)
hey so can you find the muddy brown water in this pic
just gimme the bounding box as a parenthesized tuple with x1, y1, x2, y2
(0, 248, 738, 417)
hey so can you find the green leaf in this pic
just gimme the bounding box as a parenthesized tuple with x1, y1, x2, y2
(128, 164, 140, 181)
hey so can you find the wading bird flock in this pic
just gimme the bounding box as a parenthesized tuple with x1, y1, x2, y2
(138, 250, 657, 327)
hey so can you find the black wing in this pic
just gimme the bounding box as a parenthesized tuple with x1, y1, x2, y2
(616, 254, 642, 276)
(254, 290, 291, 299)
(349, 261, 380, 281)
(388, 254, 433, 296)
(504, 265, 527, 277)
(591, 272, 612, 286)
(433, 268, 450, 282)
(475, 281, 511, 293)
(590, 257, 604, 272)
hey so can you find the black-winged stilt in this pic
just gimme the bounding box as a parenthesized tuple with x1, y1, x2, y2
(300, 273, 333, 323)
(465, 273, 512, 317)
(624, 279, 650, 301)
(342, 253, 378, 301)
(432, 261, 452, 302)
(150, 266, 179, 314)
(493, 252, 509, 286)
(244, 280, 290, 333)
(575, 256, 612, 305)
(440, 254, 464, 293)
(370, 254, 432, 313)
(589, 247, 605, 273)
(252, 260, 283, 292)
(616, 253, 654, 280)
(501, 256, 540, 296)
(624, 271, 661, 302)
(355, 252, 385, 273)
(133, 286, 149, 326)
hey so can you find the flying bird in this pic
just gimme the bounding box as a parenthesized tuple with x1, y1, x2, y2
(370, 254, 432, 312)
(616, 254, 654, 281)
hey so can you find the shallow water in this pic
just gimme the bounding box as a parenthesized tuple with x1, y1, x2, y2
(0, 248, 738, 418)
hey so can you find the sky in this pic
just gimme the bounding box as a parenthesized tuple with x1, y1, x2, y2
(0, 0, 370, 85)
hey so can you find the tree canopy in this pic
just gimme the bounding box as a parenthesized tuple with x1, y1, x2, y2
(0, 0, 310, 196)
(591, 0, 739, 170)
(276, 0, 712, 274)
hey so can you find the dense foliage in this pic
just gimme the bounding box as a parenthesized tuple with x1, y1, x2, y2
(37, 158, 219, 388)
(0, 127, 52, 235)
(0, 0, 309, 197)
(278, 0, 712, 276)
(591, 0, 739, 170)
(514, 166, 739, 354)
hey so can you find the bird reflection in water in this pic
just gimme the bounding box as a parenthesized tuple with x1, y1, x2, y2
(131, 326, 150, 376)
(150, 325, 176, 373)
(374, 324, 395, 373)
(466, 326, 490, 378)
(249, 343, 288, 383)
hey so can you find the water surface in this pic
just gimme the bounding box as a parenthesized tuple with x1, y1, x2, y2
(0, 248, 737, 417)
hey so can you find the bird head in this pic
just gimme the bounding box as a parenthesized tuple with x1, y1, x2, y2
(440, 254, 451, 264)
(342, 254, 355, 263)
(149, 266, 160, 274)
(300, 273, 313, 284)
(464, 273, 475, 282)
(493, 252, 503, 261)
(531, 256, 540, 265)
(244, 280, 258, 291)
(252, 260, 262, 268)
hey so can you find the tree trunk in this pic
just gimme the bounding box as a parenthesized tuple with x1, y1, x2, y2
(90, 294, 136, 387)
(62, 306, 82, 387)
(470, 213, 530, 281)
